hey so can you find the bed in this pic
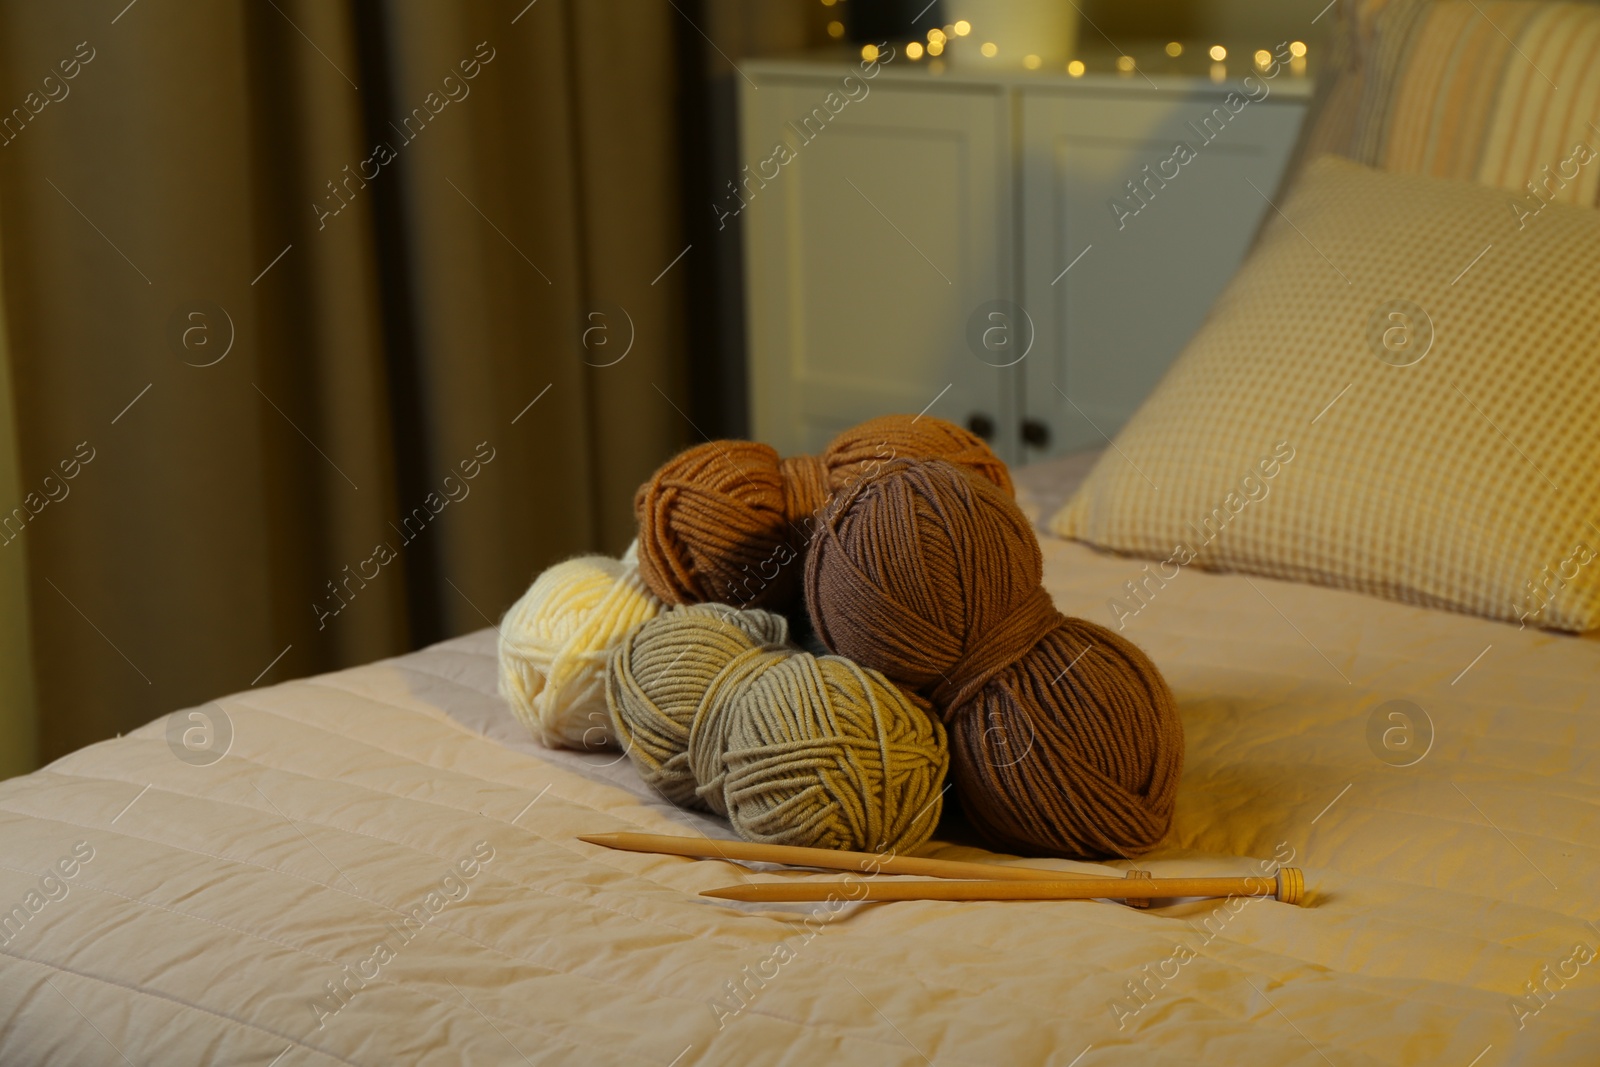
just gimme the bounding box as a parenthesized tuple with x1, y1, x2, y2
(0, 451, 1594, 1065)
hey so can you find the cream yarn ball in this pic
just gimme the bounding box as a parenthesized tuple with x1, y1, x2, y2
(498, 554, 662, 749)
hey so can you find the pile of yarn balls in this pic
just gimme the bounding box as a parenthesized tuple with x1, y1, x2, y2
(498, 414, 1184, 859)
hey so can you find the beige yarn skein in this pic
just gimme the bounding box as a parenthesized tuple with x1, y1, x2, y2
(608, 604, 949, 853)
(607, 604, 789, 806)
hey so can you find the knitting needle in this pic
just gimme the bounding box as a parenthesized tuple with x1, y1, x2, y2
(703, 868, 1307, 906)
(578, 831, 1120, 882)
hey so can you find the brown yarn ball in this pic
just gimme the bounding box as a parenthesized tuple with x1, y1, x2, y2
(804, 458, 1184, 859)
(633, 415, 1013, 611)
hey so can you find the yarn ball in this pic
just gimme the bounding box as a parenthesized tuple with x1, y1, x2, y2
(607, 604, 791, 807)
(633, 414, 1014, 612)
(805, 458, 1184, 859)
(607, 604, 949, 853)
(497, 555, 662, 750)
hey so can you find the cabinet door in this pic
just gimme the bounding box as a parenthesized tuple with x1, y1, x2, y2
(1019, 90, 1306, 458)
(742, 79, 1016, 459)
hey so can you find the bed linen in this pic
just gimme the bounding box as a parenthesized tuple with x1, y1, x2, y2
(0, 454, 1595, 1065)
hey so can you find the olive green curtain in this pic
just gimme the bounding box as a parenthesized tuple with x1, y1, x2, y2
(0, 0, 788, 770)
(0, 211, 35, 780)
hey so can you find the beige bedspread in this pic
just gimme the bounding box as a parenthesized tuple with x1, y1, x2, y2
(1, 455, 1595, 1065)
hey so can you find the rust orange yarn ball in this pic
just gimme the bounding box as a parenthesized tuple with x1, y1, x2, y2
(633, 415, 1012, 611)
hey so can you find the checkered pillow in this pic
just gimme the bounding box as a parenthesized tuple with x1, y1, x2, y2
(1052, 156, 1600, 631)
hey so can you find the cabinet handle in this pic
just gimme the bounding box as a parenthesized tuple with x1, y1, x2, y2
(1021, 418, 1051, 448)
(966, 413, 995, 441)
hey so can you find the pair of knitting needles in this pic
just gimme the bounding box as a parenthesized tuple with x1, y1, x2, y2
(579, 832, 1306, 907)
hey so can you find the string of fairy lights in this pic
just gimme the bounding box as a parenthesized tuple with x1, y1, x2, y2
(819, 0, 1309, 80)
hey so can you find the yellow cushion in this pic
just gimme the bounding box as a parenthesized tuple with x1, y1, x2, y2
(1051, 155, 1600, 632)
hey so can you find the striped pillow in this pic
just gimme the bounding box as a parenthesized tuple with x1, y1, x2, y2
(1287, 0, 1600, 203)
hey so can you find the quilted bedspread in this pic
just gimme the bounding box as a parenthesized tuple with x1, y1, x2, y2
(0, 457, 1595, 1065)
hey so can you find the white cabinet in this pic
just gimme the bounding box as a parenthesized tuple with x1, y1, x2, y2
(740, 49, 1312, 462)
(740, 78, 1013, 456)
(1020, 89, 1307, 455)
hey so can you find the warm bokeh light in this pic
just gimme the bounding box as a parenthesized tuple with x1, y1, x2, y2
(953, 20, 971, 36)
(1022, 54, 1041, 69)
(906, 41, 924, 60)
(1165, 42, 1183, 57)
(861, 44, 879, 62)
(1067, 59, 1085, 77)
(826, 19, 844, 38)
(1254, 49, 1271, 68)
(928, 38, 944, 56)
(928, 27, 946, 44)
(1209, 44, 1227, 61)
(1116, 55, 1135, 72)
(1290, 40, 1308, 57)
(980, 41, 998, 57)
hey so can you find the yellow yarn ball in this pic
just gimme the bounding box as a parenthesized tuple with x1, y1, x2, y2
(498, 555, 662, 749)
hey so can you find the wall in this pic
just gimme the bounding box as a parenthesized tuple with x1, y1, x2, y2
(1079, 0, 1332, 46)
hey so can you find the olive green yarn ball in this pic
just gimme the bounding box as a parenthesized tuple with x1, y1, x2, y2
(607, 604, 948, 853)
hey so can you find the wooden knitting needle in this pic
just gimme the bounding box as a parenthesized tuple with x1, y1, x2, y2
(704, 868, 1306, 905)
(578, 831, 1119, 882)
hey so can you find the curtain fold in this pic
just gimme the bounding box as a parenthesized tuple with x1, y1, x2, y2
(0, 207, 35, 780)
(246, 0, 410, 669)
(0, 0, 797, 768)
(1, 1, 289, 762)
